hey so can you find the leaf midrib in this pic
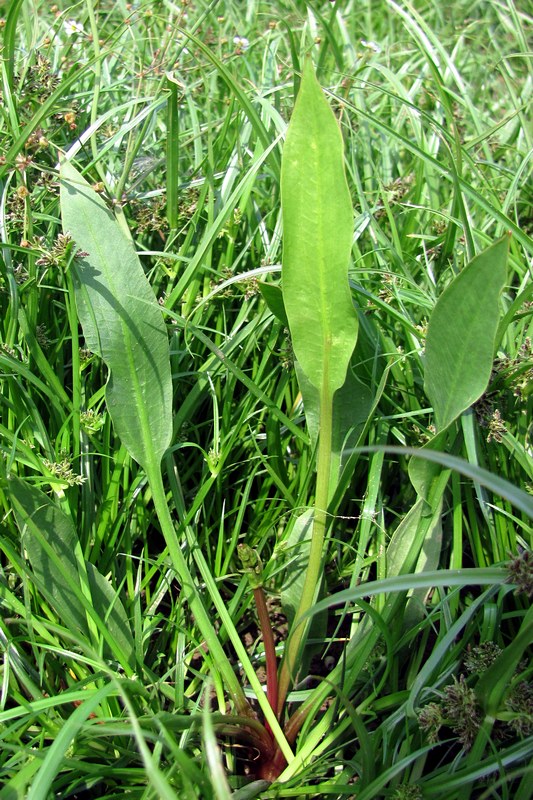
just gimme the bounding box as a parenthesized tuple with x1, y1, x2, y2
(80, 200, 160, 471)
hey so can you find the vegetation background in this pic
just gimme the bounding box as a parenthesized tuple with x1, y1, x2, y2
(0, 1, 531, 798)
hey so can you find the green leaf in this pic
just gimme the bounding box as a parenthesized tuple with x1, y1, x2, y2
(59, 160, 172, 472)
(424, 235, 509, 431)
(26, 684, 117, 800)
(280, 510, 326, 676)
(9, 476, 89, 637)
(298, 364, 373, 495)
(281, 510, 314, 626)
(8, 476, 134, 668)
(386, 498, 426, 580)
(360, 444, 533, 519)
(408, 429, 449, 504)
(399, 505, 444, 631)
(85, 563, 135, 669)
(3, 0, 26, 90)
(386, 478, 444, 586)
(281, 60, 358, 396)
(0, 755, 41, 800)
(231, 780, 272, 800)
(166, 75, 180, 230)
(305, 567, 508, 620)
(258, 282, 289, 327)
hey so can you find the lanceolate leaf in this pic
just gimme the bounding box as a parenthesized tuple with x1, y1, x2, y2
(281, 60, 358, 396)
(9, 476, 87, 637)
(85, 563, 136, 669)
(8, 476, 135, 668)
(276, 63, 359, 711)
(424, 235, 509, 431)
(60, 160, 172, 472)
(60, 163, 274, 731)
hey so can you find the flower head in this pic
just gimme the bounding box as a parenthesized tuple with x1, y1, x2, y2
(63, 19, 84, 37)
(233, 35, 250, 51)
(360, 39, 381, 53)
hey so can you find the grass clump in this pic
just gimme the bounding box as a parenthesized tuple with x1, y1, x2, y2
(1, 1, 532, 798)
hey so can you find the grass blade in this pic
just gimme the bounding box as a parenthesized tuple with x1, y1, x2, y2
(358, 445, 533, 519)
(166, 74, 180, 231)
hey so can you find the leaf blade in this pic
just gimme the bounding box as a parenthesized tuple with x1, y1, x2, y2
(298, 364, 373, 495)
(7, 477, 135, 668)
(9, 476, 88, 638)
(281, 61, 358, 395)
(424, 235, 509, 431)
(59, 160, 172, 471)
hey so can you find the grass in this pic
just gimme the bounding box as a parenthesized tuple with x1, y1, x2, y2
(0, 0, 532, 798)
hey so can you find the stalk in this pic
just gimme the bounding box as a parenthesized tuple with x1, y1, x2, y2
(238, 545, 279, 721)
(276, 386, 333, 716)
(147, 466, 254, 721)
(165, 460, 294, 765)
(254, 585, 279, 720)
(64, 270, 81, 465)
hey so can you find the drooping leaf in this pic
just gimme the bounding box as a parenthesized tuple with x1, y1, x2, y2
(281, 60, 358, 396)
(9, 476, 89, 637)
(424, 235, 509, 431)
(59, 160, 172, 472)
(7, 476, 134, 668)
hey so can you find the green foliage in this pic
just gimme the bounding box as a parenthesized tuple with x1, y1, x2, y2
(297, 365, 374, 492)
(280, 510, 314, 626)
(0, 1, 531, 797)
(281, 60, 358, 397)
(475, 604, 533, 716)
(7, 475, 135, 670)
(425, 235, 510, 431)
(276, 62, 361, 715)
(59, 160, 173, 473)
(59, 164, 279, 741)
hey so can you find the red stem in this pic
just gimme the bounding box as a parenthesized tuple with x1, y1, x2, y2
(253, 585, 278, 723)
